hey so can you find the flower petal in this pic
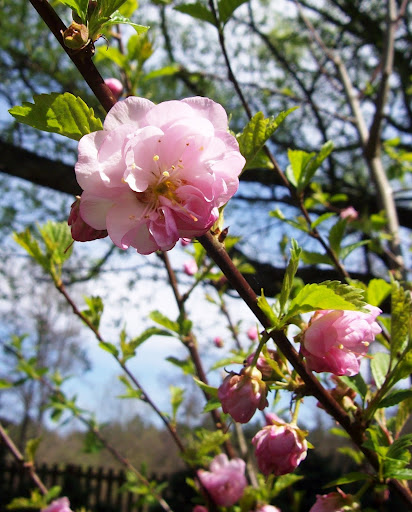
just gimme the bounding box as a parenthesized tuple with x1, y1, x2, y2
(104, 97, 155, 131)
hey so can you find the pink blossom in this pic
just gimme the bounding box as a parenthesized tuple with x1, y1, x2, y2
(213, 336, 224, 348)
(245, 349, 276, 378)
(180, 238, 191, 246)
(197, 454, 247, 506)
(183, 259, 198, 276)
(104, 78, 123, 99)
(340, 206, 358, 221)
(252, 418, 307, 476)
(247, 325, 258, 341)
(309, 490, 356, 512)
(256, 506, 282, 512)
(41, 497, 73, 512)
(74, 96, 245, 254)
(301, 306, 381, 376)
(193, 507, 208, 512)
(68, 196, 108, 242)
(218, 366, 268, 423)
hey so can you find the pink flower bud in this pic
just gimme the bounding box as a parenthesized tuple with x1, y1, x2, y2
(245, 349, 276, 378)
(252, 418, 307, 476)
(68, 197, 108, 242)
(183, 259, 198, 276)
(300, 306, 381, 376)
(217, 366, 268, 423)
(218, 366, 268, 423)
(309, 489, 357, 512)
(247, 325, 258, 341)
(193, 507, 208, 512)
(42, 498, 73, 512)
(197, 454, 247, 506)
(104, 78, 123, 99)
(256, 506, 282, 512)
(340, 206, 358, 221)
(180, 238, 191, 246)
(214, 336, 224, 348)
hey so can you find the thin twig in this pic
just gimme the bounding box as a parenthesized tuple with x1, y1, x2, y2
(0, 422, 48, 495)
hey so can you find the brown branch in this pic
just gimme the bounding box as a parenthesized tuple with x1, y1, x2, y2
(0, 422, 48, 495)
(198, 230, 412, 507)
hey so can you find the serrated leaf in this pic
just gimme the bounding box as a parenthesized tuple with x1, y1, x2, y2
(149, 310, 179, 333)
(102, 11, 149, 33)
(25, 438, 41, 463)
(39, 221, 73, 267)
(238, 109, 297, 166)
(129, 327, 173, 349)
(13, 229, 49, 271)
(9, 93, 103, 140)
(325, 471, 370, 487)
(82, 296, 104, 330)
(174, 2, 215, 24)
(384, 468, 412, 479)
(366, 278, 391, 307)
(56, 0, 89, 21)
(387, 434, 412, 460)
(378, 389, 412, 409)
(371, 352, 390, 389)
(218, 0, 248, 24)
(286, 282, 362, 319)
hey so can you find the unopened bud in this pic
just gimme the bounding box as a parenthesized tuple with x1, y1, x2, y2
(63, 22, 89, 50)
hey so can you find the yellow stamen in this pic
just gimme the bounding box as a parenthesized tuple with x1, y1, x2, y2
(338, 344, 344, 349)
(163, 171, 170, 177)
(131, 162, 137, 169)
(362, 341, 370, 346)
(153, 154, 160, 161)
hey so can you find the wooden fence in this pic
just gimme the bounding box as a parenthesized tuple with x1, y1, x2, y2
(0, 460, 155, 512)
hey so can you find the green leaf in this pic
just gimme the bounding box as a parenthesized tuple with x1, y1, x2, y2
(271, 474, 303, 497)
(166, 356, 195, 375)
(384, 468, 412, 479)
(286, 149, 315, 188)
(301, 250, 333, 266)
(286, 282, 364, 319)
(298, 140, 334, 191)
(101, 11, 149, 33)
(394, 397, 412, 435)
(174, 3, 215, 25)
(390, 280, 411, 359)
(83, 430, 104, 454)
(129, 327, 173, 350)
(238, 109, 297, 166)
(386, 434, 412, 460)
(371, 352, 390, 389)
(378, 389, 412, 409)
(13, 229, 49, 271)
(193, 376, 218, 397)
(328, 218, 346, 256)
(366, 279, 392, 307)
(170, 386, 185, 421)
(340, 374, 368, 399)
(144, 64, 181, 81)
(257, 291, 279, 327)
(203, 397, 221, 412)
(82, 296, 104, 330)
(218, 0, 248, 24)
(279, 239, 301, 316)
(340, 240, 370, 261)
(9, 93, 103, 140)
(25, 438, 41, 463)
(325, 472, 370, 487)
(99, 341, 119, 357)
(0, 378, 12, 389)
(39, 221, 73, 267)
(56, 0, 89, 21)
(149, 311, 179, 333)
(311, 212, 335, 229)
(95, 46, 127, 67)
